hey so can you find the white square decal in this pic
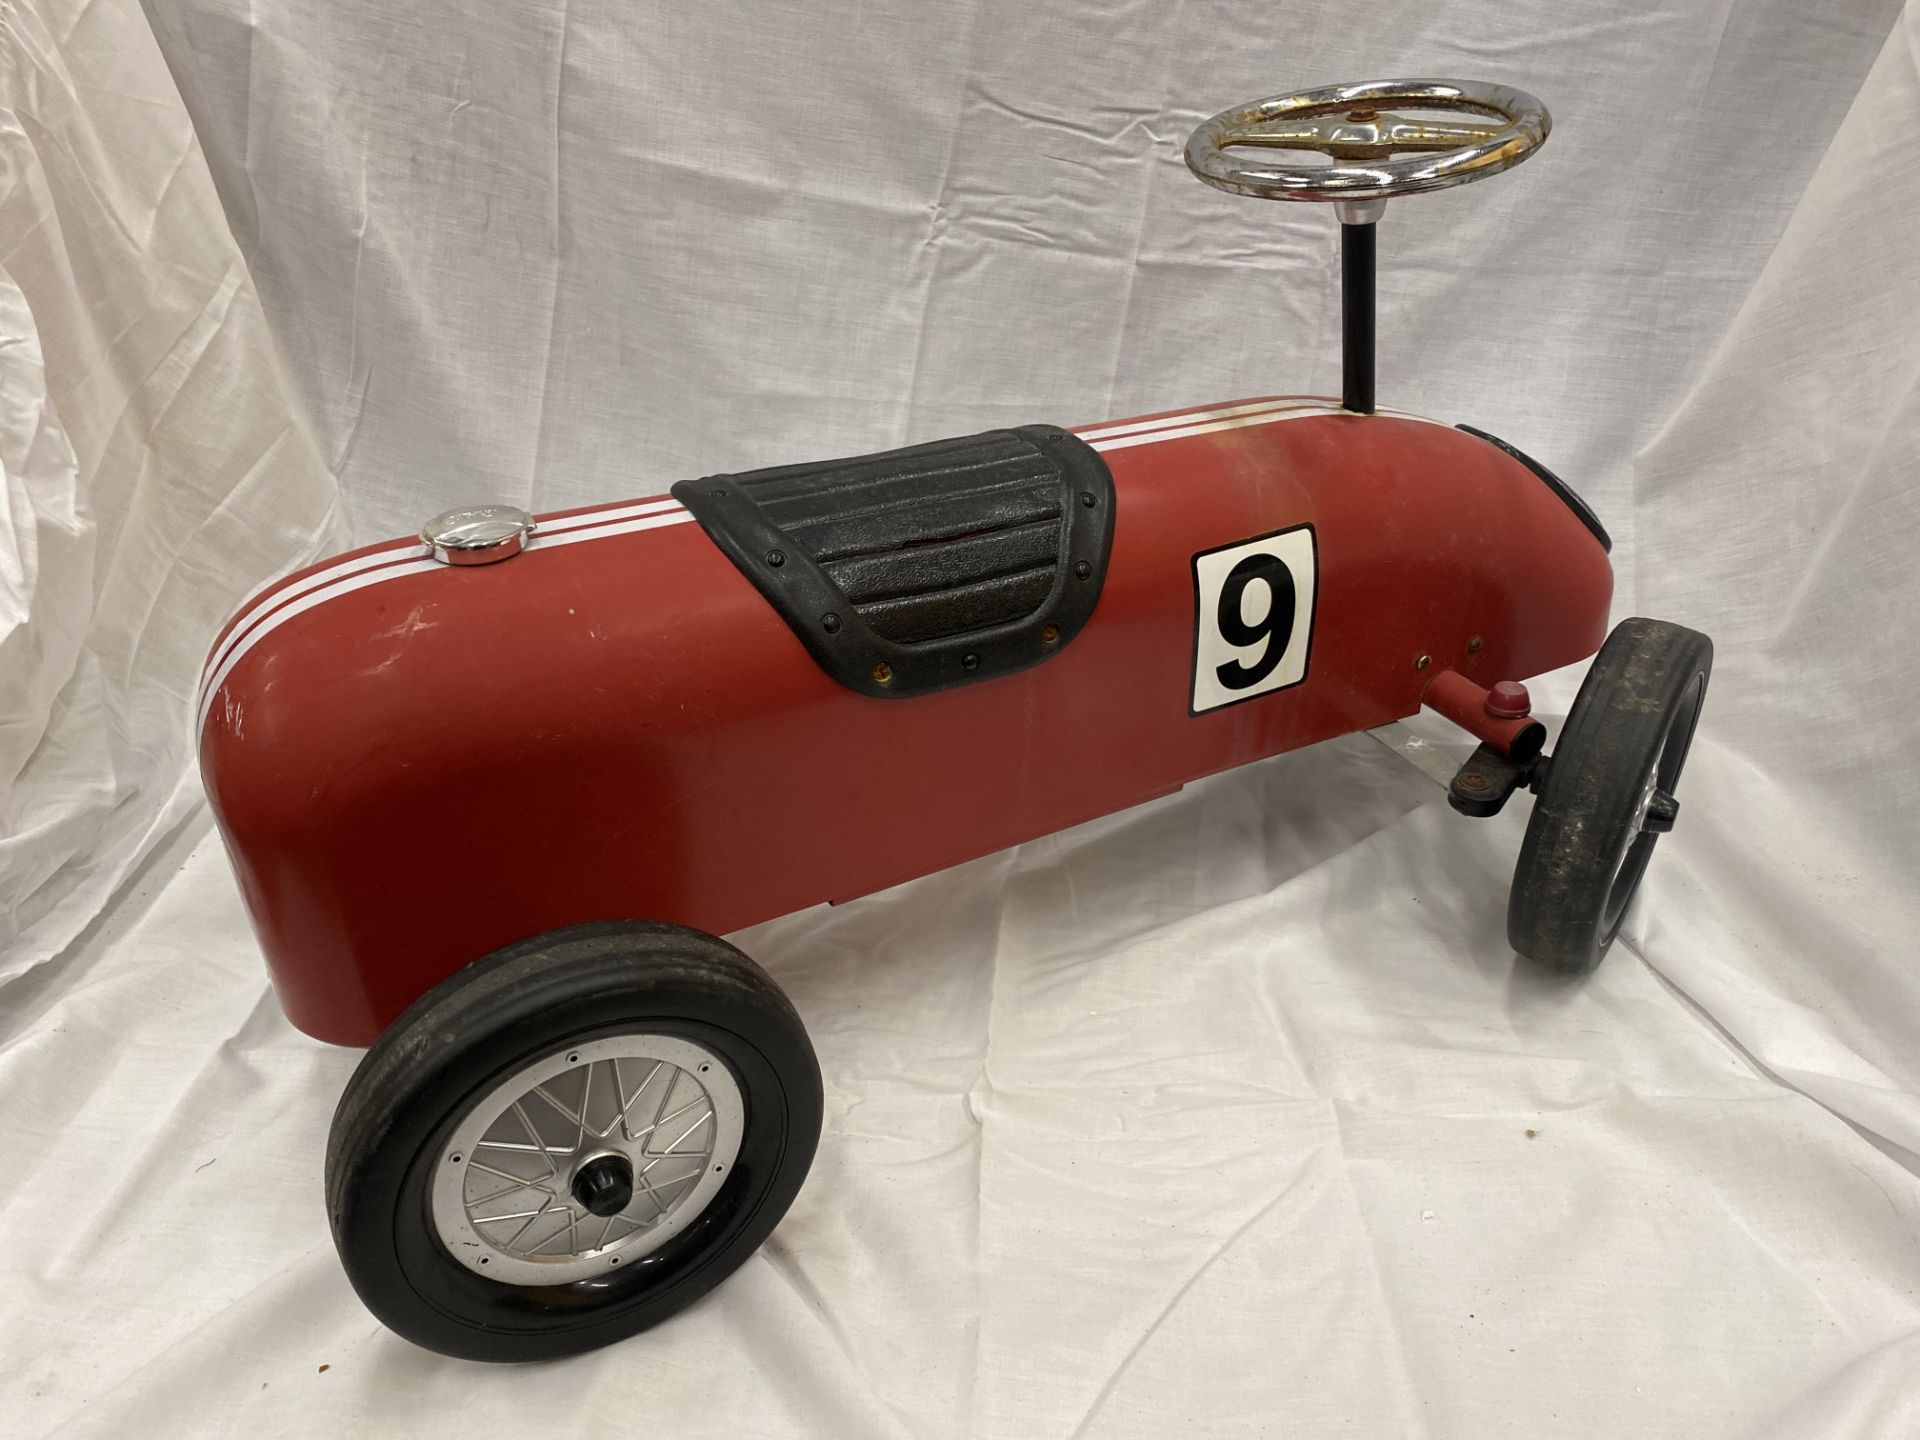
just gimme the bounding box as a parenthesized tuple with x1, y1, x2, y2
(1190, 525, 1317, 714)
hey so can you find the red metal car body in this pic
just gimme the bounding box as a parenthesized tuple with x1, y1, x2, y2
(196, 79, 1722, 1362)
(199, 397, 1611, 1048)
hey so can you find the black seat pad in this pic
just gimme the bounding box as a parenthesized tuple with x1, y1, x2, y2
(672, 425, 1114, 698)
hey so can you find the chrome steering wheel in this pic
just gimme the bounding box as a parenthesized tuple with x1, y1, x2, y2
(1184, 79, 1550, 217)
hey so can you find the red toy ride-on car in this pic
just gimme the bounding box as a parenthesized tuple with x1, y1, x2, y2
(198, 79, 1710, 1360)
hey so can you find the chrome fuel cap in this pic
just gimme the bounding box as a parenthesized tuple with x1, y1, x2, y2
(421, 505, 536, 565)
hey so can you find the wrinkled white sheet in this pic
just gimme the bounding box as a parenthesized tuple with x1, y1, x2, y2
(5, 0, 1920, 1434)
(0, 0, 340, 982)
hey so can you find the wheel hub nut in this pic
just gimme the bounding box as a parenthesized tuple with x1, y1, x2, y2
(571, 1153, 636, 1218)
(1485, 680, 1532, 719)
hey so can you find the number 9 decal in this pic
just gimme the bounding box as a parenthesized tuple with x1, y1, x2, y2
(1190, 525, 1317, 714)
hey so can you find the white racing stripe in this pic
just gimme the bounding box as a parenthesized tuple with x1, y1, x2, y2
(207, 543, 423, 675)
(1089, 404, 1347, 452)
(202, 496, 687, 685)
(1089, 402, 1443, 452)
(1079, 399, 1443, 452)
(535, 495, 686, 536)
(197, 556, 440, 738)
(196, 509, 695, 734)
(534, 509, 698, 550)
(1074, 398, 1311, 443)
(198, 405, 1446, 736)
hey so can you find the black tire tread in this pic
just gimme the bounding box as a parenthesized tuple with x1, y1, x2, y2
(1508, 617, 1712, 974)
(326, 921, 821, 1361)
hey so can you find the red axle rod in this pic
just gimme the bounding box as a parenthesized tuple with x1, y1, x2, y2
(1423, 670, 1546, 759)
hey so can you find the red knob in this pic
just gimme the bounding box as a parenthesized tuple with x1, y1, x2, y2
(1485, 681, 1531, 719)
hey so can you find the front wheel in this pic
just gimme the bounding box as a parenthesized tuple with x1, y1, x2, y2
(1508, 617, 1712, 974)
(326, 921, 822, 1361)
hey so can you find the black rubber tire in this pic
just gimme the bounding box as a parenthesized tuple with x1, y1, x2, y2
(1508, 618, 1712, 975)
(325, 921, 821, 1361)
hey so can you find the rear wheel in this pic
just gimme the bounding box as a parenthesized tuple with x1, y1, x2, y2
(1508, 618, 1712, 974)
(326, 920, 821, 1361)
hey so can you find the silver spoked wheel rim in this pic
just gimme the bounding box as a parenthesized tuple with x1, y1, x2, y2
(430, 1034, 745, 1286)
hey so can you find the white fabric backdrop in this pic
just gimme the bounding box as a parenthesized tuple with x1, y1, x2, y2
(0, 1, 339, 986)
(4, 0, 1919, 1434)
